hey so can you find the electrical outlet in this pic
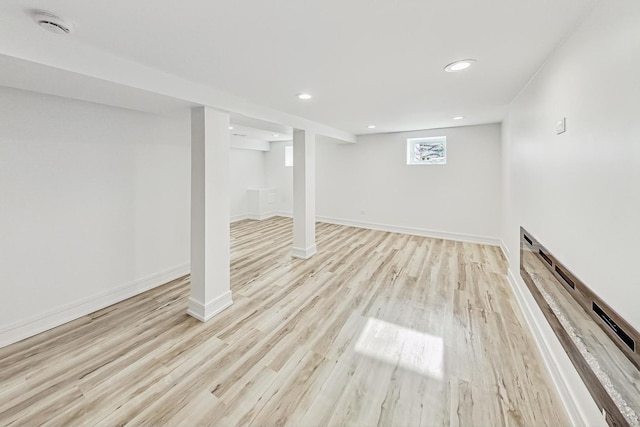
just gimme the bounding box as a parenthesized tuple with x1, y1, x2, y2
(556, 117, 566, 134)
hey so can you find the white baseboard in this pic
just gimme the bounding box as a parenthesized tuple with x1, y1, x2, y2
(291, 245, 317, 259)
(231, 212, 290, 223)
(316, 216, 501, 246)
(500, 239, 511, 262)
(276, 211, 293, 218)
(247, 211, 277, 221)
(237, 213, 500, 248)
(187, 291, 233, 322)
(506, 268, 603, 427)
(230, 213, 250, 223)
(0, 263, 190, 349)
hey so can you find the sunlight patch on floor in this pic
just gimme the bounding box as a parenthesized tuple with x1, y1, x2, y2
(354, 317, 443, 379)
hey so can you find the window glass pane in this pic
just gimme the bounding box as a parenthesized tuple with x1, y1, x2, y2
(406, 137, 446, 165)
(285, 145, 293, 167)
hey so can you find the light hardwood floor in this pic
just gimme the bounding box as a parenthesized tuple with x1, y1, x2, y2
(0, 217, 569, 426)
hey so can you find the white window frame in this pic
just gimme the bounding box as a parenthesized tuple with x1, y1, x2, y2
(406, 136, 446, 165)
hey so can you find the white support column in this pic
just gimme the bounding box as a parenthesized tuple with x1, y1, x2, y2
(188, 106, 233, 321)
(292, 129, 317, 259)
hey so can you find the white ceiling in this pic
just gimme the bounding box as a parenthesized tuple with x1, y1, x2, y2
(0, 0, 597, 136)
(229, 115, 292, 142)
(229, 124, 291, 143)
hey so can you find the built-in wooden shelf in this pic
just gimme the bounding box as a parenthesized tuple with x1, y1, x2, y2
(520, 227, 640, 427)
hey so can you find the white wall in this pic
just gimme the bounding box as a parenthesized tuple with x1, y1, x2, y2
(315, 124, 502, 243)
(0, 87, 191, 346)
(502, 1, 640, 424)
(230, 148, 266, 220)
(265, 140, 293, 215)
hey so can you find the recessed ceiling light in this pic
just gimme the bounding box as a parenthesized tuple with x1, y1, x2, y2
(228, 126, 234, 130)
(453, 116, 464, 120)
(444, 59, 476, 72)
(367, 125, 376, 129)
(273, 134, 279, 137)
(297, 93, 312, 100)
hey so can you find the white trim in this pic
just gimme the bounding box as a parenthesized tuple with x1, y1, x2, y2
(276, 211, 293, 218)
(0, 263, 190, 349)
(291, 245, 317, 259)
(506, 268, 601, 427)
(500, 239, 511, 262)
(231, 212, 291, 223)
(187, 291, 233, 322)
(231, 212, 293, 223)
(230, 213, 250, 223)
(316, 216, 501, 246)
(247, 211, 277, 221)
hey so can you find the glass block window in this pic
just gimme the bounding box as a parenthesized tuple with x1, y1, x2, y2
(406, 136, 446, 165)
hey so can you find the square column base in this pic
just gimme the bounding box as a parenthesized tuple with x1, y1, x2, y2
(187, 291, 233, 322)
(291, 245, 317, 260)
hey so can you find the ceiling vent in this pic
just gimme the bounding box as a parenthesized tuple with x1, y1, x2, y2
(33, 12, 73, 34)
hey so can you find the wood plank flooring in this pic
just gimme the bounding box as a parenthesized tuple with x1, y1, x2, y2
(0, 217, 569, 426)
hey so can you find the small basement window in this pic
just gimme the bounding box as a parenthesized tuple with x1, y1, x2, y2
(285, 145, 293, 167)
(406, 136, 446, 165)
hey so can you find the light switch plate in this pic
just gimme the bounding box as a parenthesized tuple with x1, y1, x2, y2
(556, 117, 566, 134)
